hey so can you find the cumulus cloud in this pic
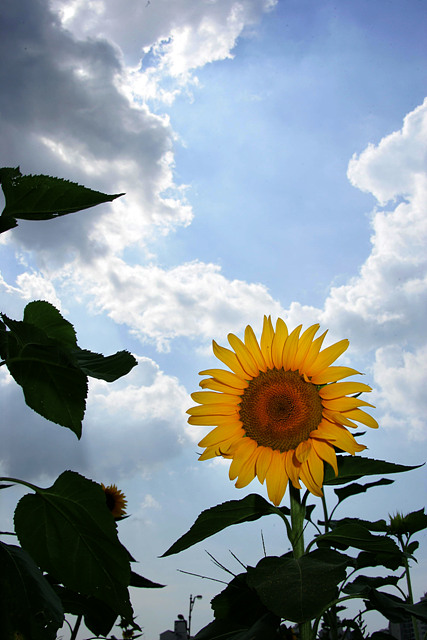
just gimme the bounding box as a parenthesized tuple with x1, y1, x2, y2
(347, 98, 427, 205)
(68, 257, 283, 351)
(373, 344, 427, 441)
(0, 0, 192, 266)
(50, 0, 277, 72)
(275, 100, 427, 358)
(0, 355, 190, 481)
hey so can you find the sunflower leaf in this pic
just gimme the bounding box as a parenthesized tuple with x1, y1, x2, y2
(333, 478, 394, 504)
(0, 166, 123, 233)
(14, 471, 132, 620)
(23, 300, 77, 348)
(324, 456, 423, 485)
(195, 571, 279, 640)
(51, 584, 119, 636)
(2, 340, 87, 438)
(247, 549, 349, 623)
(0, 542, 64, 640)
(343, 574, 400, 596)
(315, 523, 403, 569)
(71, 347, 137, 382)
(129, 571, 165, 589)
(0, 302, 137, 436)
(365, 590, 427, 623)
(162, 494, 285, 557)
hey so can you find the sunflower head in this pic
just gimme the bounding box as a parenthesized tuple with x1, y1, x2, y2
(101, 483, 127, 519)
(187, 316, 378, 506)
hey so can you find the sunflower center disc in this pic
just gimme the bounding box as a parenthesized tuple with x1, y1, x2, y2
(239, 368, 323, 451)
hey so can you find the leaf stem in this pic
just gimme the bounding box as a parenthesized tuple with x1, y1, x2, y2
(0, 476, 40, 492)
(289, 483, 311, 640)
(400, 534, 420, 640)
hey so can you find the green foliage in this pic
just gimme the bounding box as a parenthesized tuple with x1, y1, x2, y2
(0, 167, 162, 639)
(194, 571, 280, 640)
(323, 456, 423, 485)
(162, 493, 288, 557)
(14, 471, 133, 619)
(0, 166, 123, 232)
(0, 300, 137, 437)
(0, 542, 64, 640)
(247, 549, 349, 623)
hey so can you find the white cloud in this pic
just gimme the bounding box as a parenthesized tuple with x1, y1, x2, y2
(373, 344, 427, 441)
(74, 257, 283, 351)
(0, 354, 191, 481)
(50, 0, 277, 72)
(347, 98, 427, 205)
(83, 356, 191, 475)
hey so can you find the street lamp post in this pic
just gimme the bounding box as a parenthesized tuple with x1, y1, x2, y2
(188, 594, 202, 639)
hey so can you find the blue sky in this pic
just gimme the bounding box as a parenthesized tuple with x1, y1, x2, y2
(1, 0, 426, 637)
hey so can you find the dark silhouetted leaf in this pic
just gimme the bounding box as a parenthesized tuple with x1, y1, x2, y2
(5, 342, 87, 437)
(24, 301, 77, 348)
(344, 574, 400, 596)
(0, 166, 123, 233)
(130, 571, 165, 589)
(162, 494, 285, 557)
(366, 590, 427, 623)
(334, 478, 394, 504)
(14, 471, 132, 619)
(53, 585, 118, 636)
(0, 542, 63, 640)
(72, 348, 137, 382)
(247, 549, 349, 622)
(323, 455, 423, 485)
(315, 524, 402, 566)
(324, 456, 423, 486)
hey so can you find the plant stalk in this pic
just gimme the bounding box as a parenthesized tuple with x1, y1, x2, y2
(289, 482, 312, 640)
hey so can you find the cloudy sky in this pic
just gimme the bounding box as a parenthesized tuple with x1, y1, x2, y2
(1, 0, 426, 637)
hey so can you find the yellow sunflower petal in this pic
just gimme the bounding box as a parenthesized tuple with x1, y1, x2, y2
(322, 397, 375, 411)
(191, 391, 241, 405)
(255, 446, 274, 483)
(198, 423, 244, 447)
(244, 325, 267, 372)
(300, 457, 323, 497)
(200, 379, 245, 395)
(187, 404, 238, 416)
(285, 450, 302, 489)
(311, 421, 366, 455)
(199, 369, 249, 389)
(309, 366, 361, 385)
(300, 330, 327, 373)
(282, 324, 302, 370)
(322, 408, 359, 428)
(307, 339, 349, 376)
(295, 439, 312, 463)
(265, 451, 289, 506)
(272, 318, 288, 369)
(260, 315, 274, 368)
(341, 409, 379, 429)
(306, 447, 325, 489)
(319, 382, 372, 399)
(188, 414, 240, 426)
(212, 341, 248, 379)
(293, 324, 320, 372)
(235, 449, 259, 488)
(228, 333, 259, 377)
(229, 438, 258, 480)
(311, 438, 338, 476)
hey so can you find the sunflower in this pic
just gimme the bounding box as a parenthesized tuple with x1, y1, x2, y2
(187, 316, 378, 506)
(101, 483, 127, 518)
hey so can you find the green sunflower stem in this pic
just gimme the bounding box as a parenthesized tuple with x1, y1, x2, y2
(289, 482, 312, 640)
